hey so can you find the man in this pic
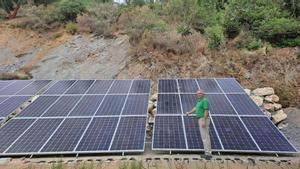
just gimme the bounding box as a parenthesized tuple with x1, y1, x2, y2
(186, 89, 212, 159)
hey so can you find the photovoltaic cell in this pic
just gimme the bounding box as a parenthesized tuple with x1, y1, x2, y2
(76, 117, 118, 151)
(65, 80, 95, 94)
(15, 80, 51, 95)
(227, 94, 263, 115)
(0, 119, 35, 153)
(184, 116, 203, 149)
(86, 80, 113, 94)
(42, 96, 81, 117)
(209, 122, 223, 150)
(157, 94, 182, 114)
(122, 94, 149, 115)
(41, 118, 90, 152)
(17, 96, 59, 117)
(158, 79, 178, 93)
(0, 96, 9, 104)
(0, 80, 32, 95)
(130, 80, 150, 93)
(95, 95, 126, 116)
(0, 96, 31, 118)
(0, 81, 14, 90)
(178, 79, 198, 93)
(216, 78, 245, 93)
(197, 79, 222, 93)
(110, 116, 147, 150)
(108, 80, 132, 94)
(242, 117, 297, 152)
(69, 95, 104, 116)
(212, 116, 259, 151)
(180, 94, 196, 113)
(206, 94, 236, 115)
(6, 118, 63, 153)
(44, 80, 76, 95)
(153, 116, 186, 149)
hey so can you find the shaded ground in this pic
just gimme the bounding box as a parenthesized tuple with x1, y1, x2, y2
(282, 108, 300, 151)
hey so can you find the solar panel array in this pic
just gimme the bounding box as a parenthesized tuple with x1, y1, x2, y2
(0, 80, 150, 156)
(0, 80, 51, 119)
(153, 78, 298, 154)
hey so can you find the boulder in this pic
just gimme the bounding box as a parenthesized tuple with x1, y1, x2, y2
(263, 103, 275, 111)
(274, 103, 282, 110)
(264, 95, 280, 103)
(272, 110, 287, 124)
(250, 95, 264, 106)
(154, 101, 157, 108)
(244, 89, 251, 95)
(252, 87, 275, 96)
(150, 93, 158, 102)
(148, 116, 155, 124)
(150, 108, 157, 116)
(148, 101, 154, 113)
(278, 122, 288, 130)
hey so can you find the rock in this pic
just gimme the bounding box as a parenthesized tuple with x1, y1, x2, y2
(263, 103, 275, 111)
(278, 123, 288, 130)
(0, 158, 11, 164)
(272, 110, 287, 124)
(148, 101, 154, 113)
(150, 93, 158, 102)
(264, 111, 272, 118)
(154, 101, 157, 108)
(264, 94, 280, 103)
(274, 103, 282, 110)
(252, 87, 275, 96)
(151, 108, 157, 115)
(244, 89, 251, 95)
(148, 116, 155, 124)
(250, 95, 264, 106)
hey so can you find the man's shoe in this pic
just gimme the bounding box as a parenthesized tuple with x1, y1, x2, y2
(202, 154, 212, 160)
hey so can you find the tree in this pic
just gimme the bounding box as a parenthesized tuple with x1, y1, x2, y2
(0, 0, 25, 19)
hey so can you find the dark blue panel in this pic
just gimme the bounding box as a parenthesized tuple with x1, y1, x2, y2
(227, 94, 263, 115)
(178, 79, 198, 93)
(153, 116, 186, 149)
(122, 94, 149, 115)
(6, 118, 63, 153)
(0, 96, 9, 104)
(76, 117, 118, 151)
(0, 119, 35, 153)
(41, 118, 90, 152)
(212, 116, 259, 151)
(16, 80, 51, 95)
(242, 117, 297, 152)
(108, 80, 132, 94)
(86, 80, 113, 94)
(184, 116, 203, 149)
(197, 79, 222, 93)
(95, 95, 126, 115)
(0, 80, 32, 95)
(0, 81, 14, 90)
(206, 94, 236, 115)
(209, 122, 223, 150)
(111, 116, 146, 150)
(157, 94, 182, 114)
(42, 96, 81, 117)
(0, 96, 31, 118)
(216, 78, 245, 93)
(158, 79, 178, 93)
(130, 80, 150, 93)
(44, 80, 76, 95)
(69, 95, 104, 116)
(18, 96, 59, 117)
(180, 94, 197, 113)
(65, 80, 95, 94)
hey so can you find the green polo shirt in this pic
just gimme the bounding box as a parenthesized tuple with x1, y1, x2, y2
(195, 97, 209, 119)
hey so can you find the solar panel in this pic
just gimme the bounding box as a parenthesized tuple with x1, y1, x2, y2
(86, 80, 113, 94)
(0, 80, 32, 95)
(6, 119, 63, 153)
(206, 94, 237, 115)
(65, 80, 94, 94)
(158, 79, 178, 93)
(242, 116, 297, 152)
(42, 96, 81, 117)
(227, 94, 263, 115)
(180, 94, 196, 113)
(43, 80, 76, 95)
(76, 117, 118, 151)
(178, 79, 198, 93)
(0, 119, 35, 153)
(157, 94, 182, 114)
(130, 80, 150, 93)
(69, 95, 104, 116)
(209, 121, 223, 150)
(197, 79, 222, 93)
(0, 96, 9, 104)
(122, 94, 149, 115)
(15, 80, 51, 95)
(184, 116, 203, 150)
(153, 116, 186, 149)
(110, 116, 147, 151)
(0, 81, 14, 90)
(108, 80, 132, 94)
(0, 96, 32, 118)
(95, 95, 127, 116)
(41, 118, 90, 152)
(216, 78, 245, 93)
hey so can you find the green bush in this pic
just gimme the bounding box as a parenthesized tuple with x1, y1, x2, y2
(279, 37, 300, 47)
(205, 25, 225, 49)
(165, 0, 198, 24)
(257, 18, 300, 46)
(246, 38, 263, 50)
(177, 24, 192, 36)
(65, 22, 77, 34)
(58, 0, 86, 22)
(131, 0, 145, 6)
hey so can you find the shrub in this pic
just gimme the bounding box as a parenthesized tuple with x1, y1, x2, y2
(65, 22, 77, 34)
(257, 18, 300, 46)
(205, 25, 225, 49)
(165, 0, 198, 24)
(58, 0, 86, 22)
(131, 0, 145, 6)
(177, 24, 192, 36)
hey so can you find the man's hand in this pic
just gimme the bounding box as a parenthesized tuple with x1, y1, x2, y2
(185, 112, 191, 116)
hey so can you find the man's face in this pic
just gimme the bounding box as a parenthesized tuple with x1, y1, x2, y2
(196, 90, 204, 98)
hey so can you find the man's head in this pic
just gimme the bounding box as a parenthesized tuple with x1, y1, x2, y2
(196, 89, 205, 99)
